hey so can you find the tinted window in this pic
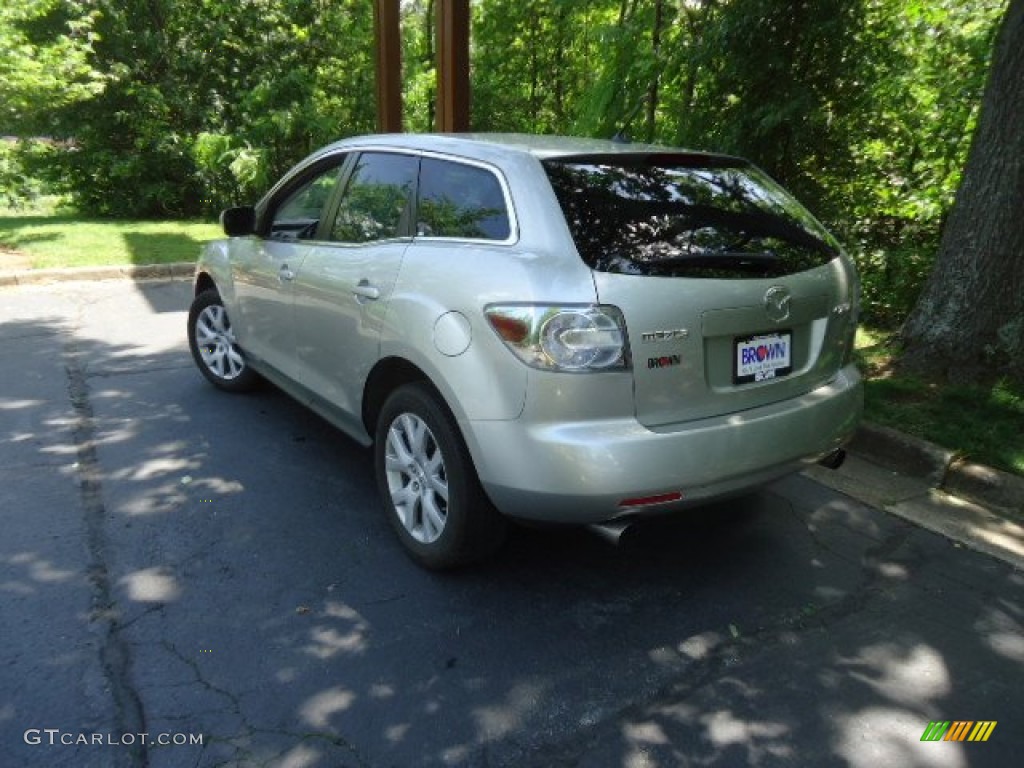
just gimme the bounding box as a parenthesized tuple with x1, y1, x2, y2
(544, 157, 839, 278)
(270, 164, 344, 241)
(417, 158, 510, 240)
(330, 152, 418, 243)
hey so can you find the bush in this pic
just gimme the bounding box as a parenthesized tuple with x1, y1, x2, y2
(852, 245, 936, 328)
(0, 139, 61, 209)
(192, 133, 271, 216)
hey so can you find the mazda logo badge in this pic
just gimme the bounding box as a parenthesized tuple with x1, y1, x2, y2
(764, 286, 791, 323)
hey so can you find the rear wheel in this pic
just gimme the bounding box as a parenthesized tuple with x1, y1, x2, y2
(375, 383, 506, 569)
(187, 289, 259, 392)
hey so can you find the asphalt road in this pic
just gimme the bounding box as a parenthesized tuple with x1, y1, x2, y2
(1, 278, 1020, 768)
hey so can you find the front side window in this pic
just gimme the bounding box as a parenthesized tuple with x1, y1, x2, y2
(416, 158, 511, 240)
(330, 152, 418, 244)
(544, 155, 840, 279)
(269, 162, 345, 241)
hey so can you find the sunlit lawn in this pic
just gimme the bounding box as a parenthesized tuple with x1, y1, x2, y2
(0, 199, 220, 270)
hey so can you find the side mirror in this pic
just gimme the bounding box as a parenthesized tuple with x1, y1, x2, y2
(220, 206, 256, 237)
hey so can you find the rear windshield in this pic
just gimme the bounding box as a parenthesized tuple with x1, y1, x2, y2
(543, 156, 839, 278)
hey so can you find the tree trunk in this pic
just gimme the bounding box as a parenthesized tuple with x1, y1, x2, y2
(644, 0, 664, 143)
(900, 0, 1024, 382)
(424, 0, 435, 130)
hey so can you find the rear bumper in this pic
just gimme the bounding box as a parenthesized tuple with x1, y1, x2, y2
(469, 365, 863, 523)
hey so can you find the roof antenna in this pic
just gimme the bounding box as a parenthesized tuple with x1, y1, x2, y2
(611, 98, 647, 143)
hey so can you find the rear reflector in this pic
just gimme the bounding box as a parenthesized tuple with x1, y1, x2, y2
(618, 491, 683, 509)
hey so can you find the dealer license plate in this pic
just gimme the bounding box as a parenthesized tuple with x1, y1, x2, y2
(734, 332, 792, 384)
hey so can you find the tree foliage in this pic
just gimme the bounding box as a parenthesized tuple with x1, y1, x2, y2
(2, 0, 376, 216)
(0, 0, 1009, 335)
(0, 0, 103, 133)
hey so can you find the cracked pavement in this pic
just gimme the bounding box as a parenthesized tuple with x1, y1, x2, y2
(0, 278, 1021, 767)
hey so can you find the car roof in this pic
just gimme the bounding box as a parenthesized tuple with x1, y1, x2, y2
(321, 132, 740, 165)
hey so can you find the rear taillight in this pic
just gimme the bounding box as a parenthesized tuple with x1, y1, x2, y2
(485, 304, 630, 372)
(839, 258, 860, 366)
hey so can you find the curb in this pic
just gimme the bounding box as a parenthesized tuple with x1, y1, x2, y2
(944, 460, 1024, 515)
(0, 262, 194, 287)
(849, 422, 1023, 516)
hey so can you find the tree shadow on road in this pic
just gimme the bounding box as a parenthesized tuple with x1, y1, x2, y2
(1, 304, 1021, 767)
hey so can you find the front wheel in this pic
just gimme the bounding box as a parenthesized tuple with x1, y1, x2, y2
(374, 383, 506, 569)
(187, 289, 259, 392)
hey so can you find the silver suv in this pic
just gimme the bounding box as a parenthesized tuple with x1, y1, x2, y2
(188, 133, 862, 568)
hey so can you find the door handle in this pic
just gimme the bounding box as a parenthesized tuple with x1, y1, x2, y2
(352, 280, 380, 301)
(279, 265, 295, 282)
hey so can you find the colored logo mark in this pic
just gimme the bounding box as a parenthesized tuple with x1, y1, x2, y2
(920, 721, 997, 742)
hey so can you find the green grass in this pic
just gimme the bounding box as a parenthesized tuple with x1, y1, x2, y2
(0, 200, 221, 270)
(856, 329, 1024, 476)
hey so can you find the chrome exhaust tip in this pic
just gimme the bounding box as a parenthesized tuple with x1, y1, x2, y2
(818, 448, 847, 470)
(587, 519, 635, 545)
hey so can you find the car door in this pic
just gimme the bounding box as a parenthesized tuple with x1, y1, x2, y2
(232, 156, 349, 377)
(290, 151, 419, 433)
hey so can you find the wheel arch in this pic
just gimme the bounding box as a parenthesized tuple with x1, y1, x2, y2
(367, 359, 508, 567)
(193, 240, 238, 307)
(362, 355, 504, 506)
(362, 357, 438, 438)
(194, 271, 217, 297)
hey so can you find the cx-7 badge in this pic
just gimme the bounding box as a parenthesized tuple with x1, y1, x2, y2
(641, 329, 689, 343)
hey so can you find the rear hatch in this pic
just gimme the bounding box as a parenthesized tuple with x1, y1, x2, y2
(543, 153, 857, 426)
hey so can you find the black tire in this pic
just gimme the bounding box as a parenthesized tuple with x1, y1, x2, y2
(187, 289, 259, 392)
(374, 383, 507, 569)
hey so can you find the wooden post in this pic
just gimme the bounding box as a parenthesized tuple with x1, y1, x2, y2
(374, 0, 402, 133)
(436, 0, 470, 132)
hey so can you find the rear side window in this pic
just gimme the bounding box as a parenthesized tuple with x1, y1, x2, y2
(416, 158, 511, 240)
(544, 156, 840, 278)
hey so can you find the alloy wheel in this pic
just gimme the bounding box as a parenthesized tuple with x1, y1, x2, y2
(194, 304, 245, 381)
(384, 413, 449, 544)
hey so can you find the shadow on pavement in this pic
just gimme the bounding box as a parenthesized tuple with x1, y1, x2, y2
(1, 297, 1020, 768)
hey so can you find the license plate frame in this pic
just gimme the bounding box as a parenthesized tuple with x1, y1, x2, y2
(734, 331, 793, 385)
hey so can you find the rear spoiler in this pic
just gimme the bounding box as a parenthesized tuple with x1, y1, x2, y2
(543, 152, 750, 169)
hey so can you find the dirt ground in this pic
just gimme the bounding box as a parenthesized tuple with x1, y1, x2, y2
(0, 247, 33, 271)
